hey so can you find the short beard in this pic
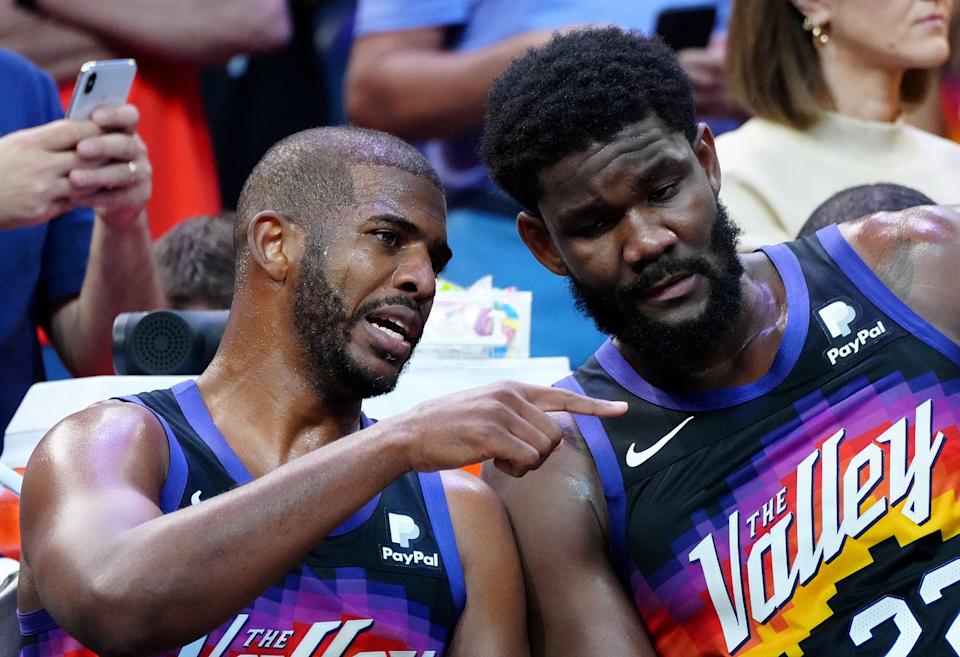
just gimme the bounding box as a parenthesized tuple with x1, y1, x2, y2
(570, 199, 744, 361)
(292, 244, 411, 400)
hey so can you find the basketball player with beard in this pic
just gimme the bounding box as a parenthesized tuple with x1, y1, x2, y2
(482, 27, 960, 657)
(15, 127, 626, 656)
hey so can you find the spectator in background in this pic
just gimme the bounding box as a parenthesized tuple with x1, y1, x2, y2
(201, 1, 339, 210)
(0, 0, 292, 238)
(718, 0, 960, 251)
(0, 49, 162, 439)
(903, 3, 960, 138)
(799, 183, 935, 236)
(346, 0, 734, 368)
(154, 214, 236, 310)
(943, 6, 960, 141)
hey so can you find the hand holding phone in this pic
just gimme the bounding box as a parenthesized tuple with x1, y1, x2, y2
(62, 60, 151, 226)
(66, 59, 137, 121)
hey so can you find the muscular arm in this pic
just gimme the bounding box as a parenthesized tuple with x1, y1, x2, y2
(20, 383, 625, 655)
(345, 27, 554, 140)
(840, 205, 960, 343)
(442, 470, 528, 657)
(20, 403, 424, 654)
(1, 0, 290, 68)
(483, 414, 657, 657)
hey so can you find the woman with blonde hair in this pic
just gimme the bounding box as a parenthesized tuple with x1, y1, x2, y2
(717, 0, 959, 250)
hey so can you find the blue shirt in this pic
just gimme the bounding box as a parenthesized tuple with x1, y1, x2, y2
(354, 0, 731, 202)
(0, 49, 93, 437)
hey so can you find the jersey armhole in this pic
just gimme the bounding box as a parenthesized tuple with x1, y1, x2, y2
(554, 375, 630, 581)
(418, 471, 466, 618)
(817, 223, 960, 367)
(116, 395, 189, 513)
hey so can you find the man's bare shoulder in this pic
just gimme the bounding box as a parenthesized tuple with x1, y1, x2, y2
(440, 468, 501, 509)
(482, 410, 607, 531)
(840, 205, 960, 262)
(838, 205, 960, 341)
(25, 398, 168, 487)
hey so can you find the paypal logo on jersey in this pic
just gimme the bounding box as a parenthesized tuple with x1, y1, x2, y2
(815, 298, 889, 366)
(817, 300, 857, 338)
(381, 512, 439, 570)
(388, 512, 420, 548)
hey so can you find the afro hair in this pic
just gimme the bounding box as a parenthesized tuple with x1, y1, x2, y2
(481, 26, 697, 215)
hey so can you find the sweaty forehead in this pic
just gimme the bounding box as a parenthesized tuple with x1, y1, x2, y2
(536, 116, 688, 210)
(348, 164, 446, 222)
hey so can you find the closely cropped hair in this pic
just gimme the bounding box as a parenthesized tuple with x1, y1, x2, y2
(800, 183, 935, 237)
(235, 126, 441, 260)
(728, 0, 930, 130)
(155, 214, 237, 310)
(481, 27, 697, 215)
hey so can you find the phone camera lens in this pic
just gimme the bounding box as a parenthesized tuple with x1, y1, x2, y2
(84, 72, 97, 94)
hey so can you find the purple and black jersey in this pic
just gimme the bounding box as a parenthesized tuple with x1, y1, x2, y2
(19, 380, 464, 657)
(560, 225, 960, 657)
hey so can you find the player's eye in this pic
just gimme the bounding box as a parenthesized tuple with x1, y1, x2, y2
(649, 182, 680, 203)
(373, 230, 400, 247)
(575, 212, 619, 237)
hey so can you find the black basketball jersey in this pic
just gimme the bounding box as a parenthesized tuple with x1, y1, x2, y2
(558, 224, 960, 657)
(19, 380, 464, 657)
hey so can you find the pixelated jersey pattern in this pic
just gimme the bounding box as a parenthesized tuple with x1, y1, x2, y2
(20, 566, 449, 656)
(573, 229, 960, 657)
(629, 372, 960, 657)
(19, 382, 459, 657)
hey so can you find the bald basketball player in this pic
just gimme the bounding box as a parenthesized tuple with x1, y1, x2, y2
(15, 126, 625, 657)
(481, 27, 960, 657)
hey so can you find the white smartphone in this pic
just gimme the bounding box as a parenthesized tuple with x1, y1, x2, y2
(66, 59, 137, 121)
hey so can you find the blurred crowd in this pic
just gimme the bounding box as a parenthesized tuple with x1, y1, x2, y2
(1, 0, 959, 436)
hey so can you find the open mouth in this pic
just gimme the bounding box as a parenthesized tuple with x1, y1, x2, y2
(369, 315, 410, 343)
(363, 305, 423, 362)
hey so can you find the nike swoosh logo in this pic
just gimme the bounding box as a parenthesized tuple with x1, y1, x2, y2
(190, 490, 203, 506)
(626, 416, 694, 468)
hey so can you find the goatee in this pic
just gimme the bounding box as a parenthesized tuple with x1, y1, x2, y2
(569, 199, 744, 360)
(292, 234, 418, 399)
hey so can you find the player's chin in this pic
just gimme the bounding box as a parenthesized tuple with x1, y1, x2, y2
(638, 296, 711, 328)
(362, 343, 413, 381)
(359, 363, 403, 399)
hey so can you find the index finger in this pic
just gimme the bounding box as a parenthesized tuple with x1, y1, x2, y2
(525, 385, 628, 417)
(90, 104, 140, 134)
(27, 119, 100, 151)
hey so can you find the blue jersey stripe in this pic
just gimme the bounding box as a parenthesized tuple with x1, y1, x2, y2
(555, 375, 630, 581)
(172, 381, 253, 485)
(419, 471, 466, 618)
(117, 394, 189, 513)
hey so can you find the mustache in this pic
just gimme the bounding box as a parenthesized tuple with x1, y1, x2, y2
(350, 294, 424, 324)
(619, 256, 717, 299)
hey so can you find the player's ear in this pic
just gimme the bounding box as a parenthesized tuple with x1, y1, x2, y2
(517, 211, 568, 276)
(693, 122, 721, 195)
(248, 211, 297, 282)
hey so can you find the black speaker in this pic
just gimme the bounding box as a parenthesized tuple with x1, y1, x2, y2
(112, 310, 229, 375)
